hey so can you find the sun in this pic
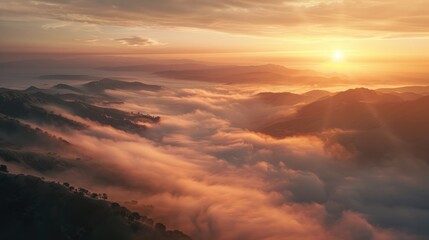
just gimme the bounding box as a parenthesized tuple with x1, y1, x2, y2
(332, 50, 344, 62)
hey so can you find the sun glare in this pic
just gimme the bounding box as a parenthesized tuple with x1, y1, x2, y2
(332, 50, 344, 62)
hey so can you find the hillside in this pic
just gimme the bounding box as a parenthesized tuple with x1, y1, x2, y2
(0, 90, 159, 136)
(261, 88, 403, 135)
(0, 115, 70, 150)
(255, 89, 332, 106)
(0, 170, 191, 240)
(82, 78, 162, 93)
(261, 89, 429, 161)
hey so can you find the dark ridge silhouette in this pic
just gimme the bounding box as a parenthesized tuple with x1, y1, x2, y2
(54, 93, 102, 103)
(256, 92, 305, 106)
(52, 100, 156, 135)
(0, 91, 86, 130)
(82, 78, 162, 93)
(0, 90, 159, 136)
(0, 87, 12, 93)
(52, 83, 84, 93)
(0, 148, 74, 173)
(377, 85, 429, 95)
(0, 170, 191, 240)
(0, 164, 8, 172)
(154, 64, 332, 85)
(37, 93, 159, 134)
(261, 88, 405, 136)
(37, 74, 99, 80)
(98, 63, 211, 72)
(30, 78, 162, 95)
(261, 89, 429, 161)
(329, 88, 403, 103)
(302, 90, 332, 99)
(0, 115, 70, 149)
(384, 91, 424, 100)
(24, 86, 42, 93)
(255, 90, 332, 106)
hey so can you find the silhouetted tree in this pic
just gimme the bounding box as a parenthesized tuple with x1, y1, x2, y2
(155, 223, 166, 232)
(0, 164, 8, 173)
(78, 188, 89, 194)
(146, 218, 154, 226)
(102, 193, 108, 200)
(131, 212, 141, 220)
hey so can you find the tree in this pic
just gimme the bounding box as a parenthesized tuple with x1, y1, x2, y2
(0, 164, 8, 173)
(155, 223, 166, 232)
(131, 212, 141, 220)
(102, 193, 108, 200)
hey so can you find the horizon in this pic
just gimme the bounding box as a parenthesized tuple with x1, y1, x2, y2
(1, 1, 429, 240)
(2, 0, 429, 82)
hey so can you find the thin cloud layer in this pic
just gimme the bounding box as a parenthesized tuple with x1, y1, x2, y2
(115, 36, 159, 46)
(1, 0, 429, 37)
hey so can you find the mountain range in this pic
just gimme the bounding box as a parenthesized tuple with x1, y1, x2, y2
(260, 88, 429, 161)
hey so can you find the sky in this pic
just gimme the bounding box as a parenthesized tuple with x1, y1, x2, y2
(1, 0, 429, 75)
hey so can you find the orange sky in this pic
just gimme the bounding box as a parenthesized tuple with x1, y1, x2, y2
(1, 0, 429, 76)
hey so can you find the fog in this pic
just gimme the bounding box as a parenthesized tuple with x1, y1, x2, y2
(17, 82, 424, 240)
(1, 56, 429, 240)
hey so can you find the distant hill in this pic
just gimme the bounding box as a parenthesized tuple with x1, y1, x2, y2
(53, 83, 85, 93)
(386, 91, 424, 101)
(302, 90, 332, 99)
(98, 63, 212, 72)
(0, 171, 191, 240)
(255, 89, 332, 106)
(260, 89, 429, 161)
(24, 86, 42, 93)
(256, 92, 305, 106)
(329, 88, 403, 103)
(0, 91, 86, 130)
(154, 64, 329, 85)
(37, 75, 99, 80)
(261, 88, 404, 136)
(82, 78, 162, 93)
(0, 148, 75, 173)
(0, 90, 159, 136)
(0, 87, 12, 93)
(0, 115, 70, 150)
(28, 78, 163, 95)
(377, 85, 429, 95)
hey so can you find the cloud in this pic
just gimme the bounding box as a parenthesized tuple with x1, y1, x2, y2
(115, 36, 160, 46)
(84, 38, 99, 43)
(7, 82, 424, 240)
(42, 21, 71, 30)
(2, 0, 429, 37)
(2, 69, 427, 239)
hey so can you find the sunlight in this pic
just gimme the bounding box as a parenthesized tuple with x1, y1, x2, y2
(332, 50, 344, 62)
(2, 1, 429, 239)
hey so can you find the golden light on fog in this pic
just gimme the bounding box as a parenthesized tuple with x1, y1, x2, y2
(2, 0, 429, 239)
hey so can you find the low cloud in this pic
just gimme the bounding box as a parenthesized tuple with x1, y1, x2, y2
(8, 84, 424, 240)
(3, 0, 429, 37)
(115, 36, 160, 46)
(42, 21, 71, 30)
